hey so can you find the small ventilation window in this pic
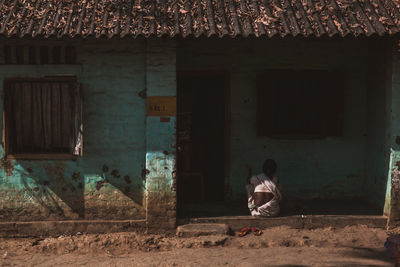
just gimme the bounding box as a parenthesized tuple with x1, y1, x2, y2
(28, 46, 36, 64)
(4, 45, 12, 64)
(52, 46, 62, 64)
(2, 45, 77, 65)
(16, 45, 24, 64)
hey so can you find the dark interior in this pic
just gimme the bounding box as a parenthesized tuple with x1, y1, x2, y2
(177, 73, 226, 214)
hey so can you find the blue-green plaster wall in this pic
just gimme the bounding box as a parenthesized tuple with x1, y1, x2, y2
(0, 36, 392, 221)
(178, 37, 388, 210)
(145, 39, 177, 228)
(0, 39, 157, 221)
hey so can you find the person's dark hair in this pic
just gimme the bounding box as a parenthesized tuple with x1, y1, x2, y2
(262, 159, 277, 176)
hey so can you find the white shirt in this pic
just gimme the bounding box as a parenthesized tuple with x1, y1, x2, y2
(250, 173, 278, 193)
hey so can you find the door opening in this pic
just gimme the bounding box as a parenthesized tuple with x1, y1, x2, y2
(177, 73, 227, 213)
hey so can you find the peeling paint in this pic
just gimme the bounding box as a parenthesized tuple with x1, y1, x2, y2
(141, 168, 149, 181)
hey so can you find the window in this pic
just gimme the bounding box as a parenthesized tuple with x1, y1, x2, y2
(3, 45, 77, 65)
(257, 70, 344, 139)
(3, 77, 83, 159)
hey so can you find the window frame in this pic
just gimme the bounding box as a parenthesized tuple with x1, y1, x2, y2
(3, 76, 82, 160)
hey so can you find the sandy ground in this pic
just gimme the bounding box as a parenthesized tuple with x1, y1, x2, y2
(0, 225, 396, 266)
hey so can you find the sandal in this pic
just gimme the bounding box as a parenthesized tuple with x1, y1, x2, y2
(238, 227, 251, 237)
(251, 227, 263, 236)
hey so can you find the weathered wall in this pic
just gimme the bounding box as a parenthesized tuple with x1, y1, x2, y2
(0, 38, 176, 223)
(145, 38, 177, 229)
(177, 37, 387, 210)
(0, 36, 392, 222)
(365, 39, 392, 212)
(384, 39, 400, 224)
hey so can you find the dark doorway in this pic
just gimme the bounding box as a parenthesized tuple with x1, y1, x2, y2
(177, 73, 227, 213)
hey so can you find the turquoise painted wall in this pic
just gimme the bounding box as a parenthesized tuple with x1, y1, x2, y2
(145, 38, 177, 228)
(0, 36, 392, 221)
(177, 37, 388, 209)
(0, 39, 151, 221)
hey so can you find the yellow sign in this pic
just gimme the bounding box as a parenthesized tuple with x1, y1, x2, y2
(147, 96, 176, 116)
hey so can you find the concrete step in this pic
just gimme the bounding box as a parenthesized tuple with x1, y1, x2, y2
(177, 215, 388, 231)
(176, 223, 230, 237)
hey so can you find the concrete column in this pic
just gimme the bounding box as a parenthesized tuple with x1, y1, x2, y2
(145, 38, 177, 229)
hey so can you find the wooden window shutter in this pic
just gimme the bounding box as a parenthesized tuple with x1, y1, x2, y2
(256, 70, 344, 138)
(256, 71, 279, 136)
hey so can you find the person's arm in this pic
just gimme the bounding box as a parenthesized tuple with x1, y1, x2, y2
(246, 164, 252, 184)
(273, 176, 282, 192)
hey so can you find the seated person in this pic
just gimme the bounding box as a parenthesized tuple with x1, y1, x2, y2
(245, 159, 282, 217)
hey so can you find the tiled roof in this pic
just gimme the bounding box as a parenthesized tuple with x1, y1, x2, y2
(0, 0, 399, 38)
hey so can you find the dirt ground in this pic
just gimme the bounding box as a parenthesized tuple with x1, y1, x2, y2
(0, 225, 396, 266)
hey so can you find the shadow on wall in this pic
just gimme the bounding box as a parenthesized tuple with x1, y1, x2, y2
(18, 161, 85, 219)
(8, 159, 144, 220)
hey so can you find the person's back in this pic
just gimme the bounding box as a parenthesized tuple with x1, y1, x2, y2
(245, 159, 282, 217)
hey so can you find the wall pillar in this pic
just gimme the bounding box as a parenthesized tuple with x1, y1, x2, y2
(145, 38, 177, 229)
(384, 38, 400, 226)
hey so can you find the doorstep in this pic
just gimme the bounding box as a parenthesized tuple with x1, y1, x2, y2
(177, 215, 388, 231)
(0, 219, 146, 238)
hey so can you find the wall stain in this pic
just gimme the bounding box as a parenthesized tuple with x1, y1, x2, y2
(138, 88, 147, 99)
(124, 175, 132, 184)
(72, 172, 81, 181)
(0, 157, 14, 176)
(96, 180, 107, 190)
(102, 165, 109, 172)
(111, 169, 121, 178)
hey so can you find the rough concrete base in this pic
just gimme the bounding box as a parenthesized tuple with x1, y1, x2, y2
(0, 215, 388, 238)
(176, 223, 230, 237)
(177, 215, 388, 231)
(0, 220, 146, 237)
